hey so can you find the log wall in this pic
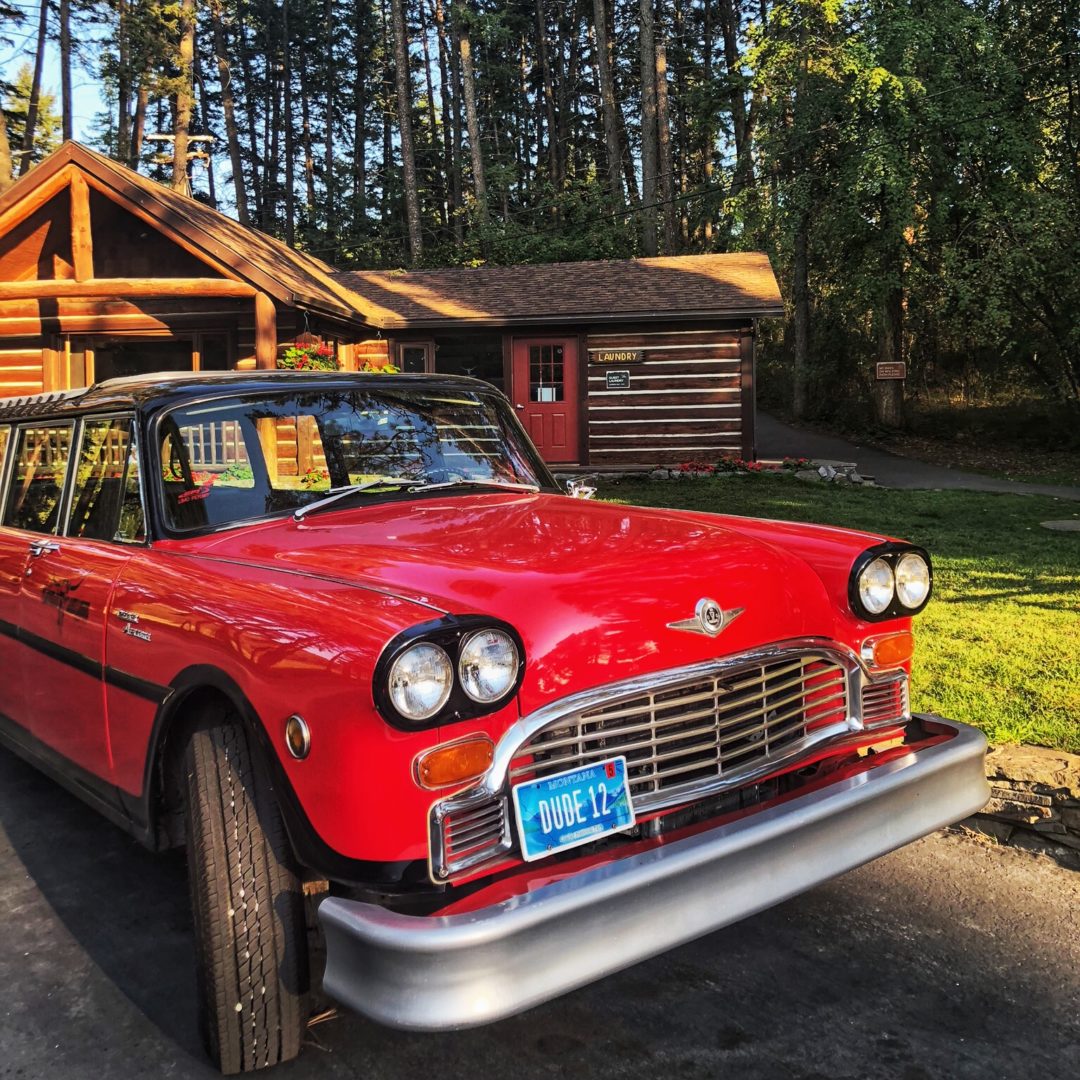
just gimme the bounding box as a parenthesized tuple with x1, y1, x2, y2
(585, 328, 752, 465)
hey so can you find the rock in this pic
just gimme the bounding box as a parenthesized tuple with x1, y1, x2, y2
(1049, 830, 1080, 852)
(985, 744, 1080, 799)
(984, 798, 1051, 825)
(989, 784, 1052, 807)
(1031, 819, 1068, 835)
(1040, 520, 1080, 532)
(818, 464, 837, 480)
(795, 469, 823, 483)
(1060, 807, 1080, 830)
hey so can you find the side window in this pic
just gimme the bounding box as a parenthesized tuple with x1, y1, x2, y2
(67, 418, 145, 543)
(1, 424, 75, 534)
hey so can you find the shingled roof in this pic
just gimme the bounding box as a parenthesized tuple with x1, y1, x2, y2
(2, 144, 783, 329)
(331, 252, 783, 328)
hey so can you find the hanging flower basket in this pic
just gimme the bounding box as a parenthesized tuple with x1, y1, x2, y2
(278, 339, 340, 372)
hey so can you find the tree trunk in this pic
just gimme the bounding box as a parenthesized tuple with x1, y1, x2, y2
(719, 0, 754, 193)
(433, 0, 459, 238)
(59, 0, 72, 141)
(324, 0, 335, 224)
(300, 54, 317, 216)
(130, 84, 148, 170)
(592, 0, 623, 203)
(418, 0, 445, 228)
(556, 0, 583, 184)
(173, 0, 195, 193)
(352, 6, 368, 230)
(209, 0, 249, 224)
(192, 33, 217, 207)
(874, 277, 905, 427)
(0, 119, 13, 192)
(638, 0, 659, 255)
(391, 0, 424, 262)
(458, 6, 487, 217)
(236, 8, 263, 223)
(446, 0, 465, 241)
(534, 0, 560, 186)
(654, 11, 675, 253)
(702, 0, 714, 241)
(283, 0, 295, 245)
(19, 0, 49, 174)
(117, 0, 131, 162)
(792, 214, 810, 419)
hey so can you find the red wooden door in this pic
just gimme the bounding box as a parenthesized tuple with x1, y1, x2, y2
(511, 338, 580, 463)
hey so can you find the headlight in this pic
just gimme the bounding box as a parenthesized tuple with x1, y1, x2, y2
(388, 643, 454, 721)
(895, 552, 931, 609)
(459, 629, 519, 703)
(849, 544, 933, 620)
(857, 557, 895, 615)
(374, 616, 526, 728)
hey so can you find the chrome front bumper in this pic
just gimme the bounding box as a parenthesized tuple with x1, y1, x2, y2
(319, 715, 988, 1031)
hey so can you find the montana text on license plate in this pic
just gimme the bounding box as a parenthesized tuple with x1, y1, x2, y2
(512, 757, 636, 862)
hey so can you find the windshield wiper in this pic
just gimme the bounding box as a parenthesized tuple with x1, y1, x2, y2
(293, 476, 541, 522)
(406, 478, 541, 494)
(292, 477, 417, 521)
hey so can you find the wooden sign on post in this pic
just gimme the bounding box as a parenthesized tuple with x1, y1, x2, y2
(876, 361, 907, 380)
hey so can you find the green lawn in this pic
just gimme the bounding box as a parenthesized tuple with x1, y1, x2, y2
(597, 475, 1080, 753)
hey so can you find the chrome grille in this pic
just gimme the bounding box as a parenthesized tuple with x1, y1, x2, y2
(860, 675, 909, 727)
(510, 654, 849, 806)
(430, 791, 511, 880)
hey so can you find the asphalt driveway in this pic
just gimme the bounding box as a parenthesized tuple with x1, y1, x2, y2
(1, 748, 1077, 1080)
(757, 413, 1080, 500)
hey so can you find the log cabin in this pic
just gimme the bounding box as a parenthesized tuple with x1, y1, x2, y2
(0, 141, 783, 467)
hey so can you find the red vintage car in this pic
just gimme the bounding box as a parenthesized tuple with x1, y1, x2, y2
(0, 371, 988, 1073)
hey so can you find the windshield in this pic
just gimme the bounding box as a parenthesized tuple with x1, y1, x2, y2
(154, 386, 551, 533)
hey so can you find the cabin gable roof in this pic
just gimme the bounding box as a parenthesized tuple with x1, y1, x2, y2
(0, 142, 370, 321)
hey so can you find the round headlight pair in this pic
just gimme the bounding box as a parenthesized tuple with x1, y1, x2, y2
(388, 629, 520, 722)
(855, 549, 932, 618)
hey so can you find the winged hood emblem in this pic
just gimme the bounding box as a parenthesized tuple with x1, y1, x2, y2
(667, 597, 744, 637)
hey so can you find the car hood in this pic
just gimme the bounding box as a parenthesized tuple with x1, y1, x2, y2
(186, 493, 843, 714)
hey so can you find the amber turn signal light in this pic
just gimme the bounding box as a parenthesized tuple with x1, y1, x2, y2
(861, 631, 914, 670)
(416, 736, 495, 789)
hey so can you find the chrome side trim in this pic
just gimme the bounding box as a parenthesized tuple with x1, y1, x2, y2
(322, 714, 990, 1031)
(430, 639, 909, 881)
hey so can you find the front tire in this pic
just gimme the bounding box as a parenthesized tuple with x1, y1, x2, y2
(183, 715, 308, 1074)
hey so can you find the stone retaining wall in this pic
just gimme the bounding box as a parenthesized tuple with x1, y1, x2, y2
(960, 744, 1080, 865)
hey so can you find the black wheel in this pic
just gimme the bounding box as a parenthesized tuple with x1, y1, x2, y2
(183, 712, 308, 1074)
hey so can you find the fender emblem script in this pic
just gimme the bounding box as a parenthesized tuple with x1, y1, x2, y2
(667, 598, 744, 638)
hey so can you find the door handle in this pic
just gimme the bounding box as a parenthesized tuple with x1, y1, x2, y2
(515, 404, 524, 411)
(28, 539, 61, 558)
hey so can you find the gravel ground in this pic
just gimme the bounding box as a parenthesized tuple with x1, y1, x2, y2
(1, 747, 1077, 1080)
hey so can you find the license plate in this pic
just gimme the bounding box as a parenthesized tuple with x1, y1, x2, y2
(512, 757, 636, 862)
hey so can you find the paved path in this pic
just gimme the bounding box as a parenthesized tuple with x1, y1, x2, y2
(758, 412, 1080, 500)
(2, 747, 1078, 1080)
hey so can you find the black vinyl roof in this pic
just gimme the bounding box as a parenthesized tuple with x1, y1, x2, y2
(0, 370, 500, 423)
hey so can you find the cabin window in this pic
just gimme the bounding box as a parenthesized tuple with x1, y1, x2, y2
(528, 344, 565, 402)
(66, 417, 145, 543)
(432, 334, 505, 392)
(396, 342, 434, 373)
(1, 423, 75, 534)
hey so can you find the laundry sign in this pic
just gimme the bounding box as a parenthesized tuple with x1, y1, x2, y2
(593, 349, 644, 364)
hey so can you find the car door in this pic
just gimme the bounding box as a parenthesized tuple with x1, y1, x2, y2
(0, 420, 34, 731)
(15, 416, 143, 781)
(1, 420, 78, 738)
